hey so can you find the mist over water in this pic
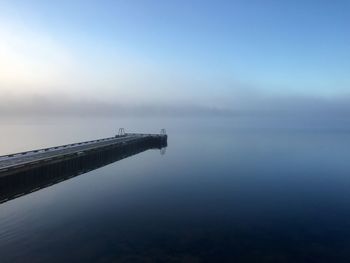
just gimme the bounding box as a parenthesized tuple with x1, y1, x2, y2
(2, 114, 350, 155)
(1, 116, 350, 262)
(1, 0, 349, 261)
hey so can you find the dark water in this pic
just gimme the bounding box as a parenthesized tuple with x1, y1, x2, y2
(1, 118, 350, 262)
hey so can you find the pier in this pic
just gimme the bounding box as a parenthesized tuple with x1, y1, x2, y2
(0, 130, 167, 177)
(0, 130, 167, 203)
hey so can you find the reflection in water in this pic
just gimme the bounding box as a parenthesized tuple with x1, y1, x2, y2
(0, 138, 167, 204)
(2, 122, 350, 262)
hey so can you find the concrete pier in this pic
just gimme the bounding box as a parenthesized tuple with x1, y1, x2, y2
(0, 131, 167, 203)
(0, 132, 167, 177)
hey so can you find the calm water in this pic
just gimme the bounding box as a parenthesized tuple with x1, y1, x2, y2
(1, 117, 350, 262)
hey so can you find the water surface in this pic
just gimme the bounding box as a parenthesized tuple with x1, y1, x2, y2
(1, 117, 350, 262)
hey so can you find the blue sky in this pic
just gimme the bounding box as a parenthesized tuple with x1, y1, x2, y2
(0, 0, 349, 113)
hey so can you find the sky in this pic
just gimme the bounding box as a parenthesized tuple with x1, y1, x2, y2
(0, 0, 349, 116)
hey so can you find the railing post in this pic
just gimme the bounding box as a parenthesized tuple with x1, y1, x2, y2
(118, 128, 126, 137)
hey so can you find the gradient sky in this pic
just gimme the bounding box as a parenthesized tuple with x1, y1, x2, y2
(0, 0, 349, 113)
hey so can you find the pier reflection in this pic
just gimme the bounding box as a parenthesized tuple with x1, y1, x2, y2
(0, 138, 167, 204)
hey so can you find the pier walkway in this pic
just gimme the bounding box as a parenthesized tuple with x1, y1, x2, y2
(0, 132, 167, 176)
